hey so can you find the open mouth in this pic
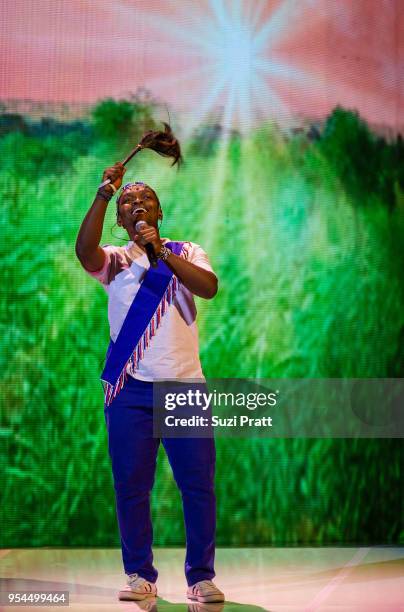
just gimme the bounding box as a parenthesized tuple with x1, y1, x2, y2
(131, 207, 147, 216)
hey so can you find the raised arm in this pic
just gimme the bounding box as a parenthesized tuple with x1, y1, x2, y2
(75, 162, 126, 271)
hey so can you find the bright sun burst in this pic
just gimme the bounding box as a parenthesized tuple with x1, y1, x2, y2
(123, 0, 320, 136)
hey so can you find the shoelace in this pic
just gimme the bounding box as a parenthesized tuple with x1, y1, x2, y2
(193, 580, 220, 594)
(128, 573, 146, 587)
(127, 573, 155, 594)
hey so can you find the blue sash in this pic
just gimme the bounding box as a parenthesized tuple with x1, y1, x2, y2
(101, 241, 184, 406)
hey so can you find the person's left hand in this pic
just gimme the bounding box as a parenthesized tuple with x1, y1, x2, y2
(134, 223, 163, 255)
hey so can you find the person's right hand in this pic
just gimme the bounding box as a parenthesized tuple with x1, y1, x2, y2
(101, 162, 127, 191)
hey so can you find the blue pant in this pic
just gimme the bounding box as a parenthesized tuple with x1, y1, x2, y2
(103, 375, 216, 586)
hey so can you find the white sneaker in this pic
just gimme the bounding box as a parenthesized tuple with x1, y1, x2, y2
(187, 579, 225, 603)
(118, 573, 157, 601)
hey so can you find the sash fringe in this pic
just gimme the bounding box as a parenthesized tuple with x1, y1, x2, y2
(102, 272, 180, 407)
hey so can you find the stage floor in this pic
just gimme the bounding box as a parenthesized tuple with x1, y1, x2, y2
(0, 547, 403, 611)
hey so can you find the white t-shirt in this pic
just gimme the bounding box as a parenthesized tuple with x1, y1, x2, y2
(83, 239, 216, 382)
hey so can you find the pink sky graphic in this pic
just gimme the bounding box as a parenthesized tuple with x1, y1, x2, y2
(1, 0, 403, 129)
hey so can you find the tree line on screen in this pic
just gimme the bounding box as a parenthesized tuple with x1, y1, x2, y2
(1, 96, 404, 212)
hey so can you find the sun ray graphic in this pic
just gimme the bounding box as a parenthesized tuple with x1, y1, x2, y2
(109, 0, 322, 136)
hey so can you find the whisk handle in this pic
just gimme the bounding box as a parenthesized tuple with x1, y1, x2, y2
(98, 144, 142, 189)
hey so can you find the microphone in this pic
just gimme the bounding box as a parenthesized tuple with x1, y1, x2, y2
(135, 220, 158, 268)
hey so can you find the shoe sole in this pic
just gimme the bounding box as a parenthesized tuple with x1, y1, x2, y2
(119, 590, 157, 601)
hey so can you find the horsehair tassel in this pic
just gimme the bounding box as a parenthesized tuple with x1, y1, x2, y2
(136, 122, 183, 166)
(100, 122, 183, 188)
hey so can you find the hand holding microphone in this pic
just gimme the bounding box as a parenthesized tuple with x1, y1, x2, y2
(135, 220, 161, 268)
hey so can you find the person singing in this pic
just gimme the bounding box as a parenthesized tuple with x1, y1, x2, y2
(75, 160, 224, 604)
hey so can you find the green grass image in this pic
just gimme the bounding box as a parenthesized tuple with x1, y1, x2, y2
(0, 103, 403, 546)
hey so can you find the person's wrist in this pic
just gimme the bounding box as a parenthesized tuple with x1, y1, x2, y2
(157, 244, 172, 261)
(98, 179, 117, 194)
(106, 183, 117, 195)
(96, 187, 113, 202)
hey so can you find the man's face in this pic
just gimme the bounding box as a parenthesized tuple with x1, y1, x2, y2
(117, 184, 162, 239)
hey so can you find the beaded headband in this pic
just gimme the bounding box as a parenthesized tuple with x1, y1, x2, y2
(116, 182, 161, 210)
(117, 181, 147, 204)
